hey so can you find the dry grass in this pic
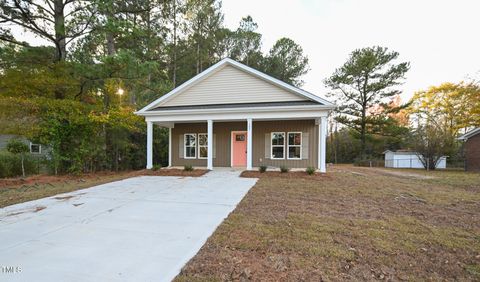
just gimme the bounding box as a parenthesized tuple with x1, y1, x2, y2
(176, 165, 480, 281)
(0, 169, 208, 208)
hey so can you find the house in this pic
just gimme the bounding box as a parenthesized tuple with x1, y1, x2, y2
(0, 134, 45, 156)
(383, 150, 447, 169)
(135, 58, 335, 172)
(458, 128, 480, 171)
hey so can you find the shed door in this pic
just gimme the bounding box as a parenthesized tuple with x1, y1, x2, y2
(232, 132, 247, 167)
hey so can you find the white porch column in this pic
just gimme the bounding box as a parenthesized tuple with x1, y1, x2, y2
(168, 127, 172, 167)
(146, 121, 153, 169)
(207, 119, 213, 170)
(318, 116, 327, 173)
(247, 118, 253, 170)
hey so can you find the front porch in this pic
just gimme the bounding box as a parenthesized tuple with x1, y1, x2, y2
(146, 118, 328, 172)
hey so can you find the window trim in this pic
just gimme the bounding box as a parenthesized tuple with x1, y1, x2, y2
(271, 132, 285, 160)
(30, 142, 41, 154)
(198, 133, 208, 159)
(287, 132, 302, 160)
(184, 133, 197, 159)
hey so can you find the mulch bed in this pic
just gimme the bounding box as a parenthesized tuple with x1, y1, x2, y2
(140, 169, 208, 177)
(240, 170, 332, 180)
(0, 171, 128, 190)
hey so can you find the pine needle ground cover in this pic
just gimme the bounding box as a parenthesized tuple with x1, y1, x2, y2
(176, 165, 480, 281)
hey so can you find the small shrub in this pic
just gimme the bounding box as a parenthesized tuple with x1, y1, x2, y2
(280, 165, 289, 173)
(152, 164, 161, 171)
(259, 165, 267, 173)
(184, 164, 194, 171)
(306, 166, 316, 175)
(0, 152, 39, 178)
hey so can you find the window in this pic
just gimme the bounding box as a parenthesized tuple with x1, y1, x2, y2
(184, 134, 196, 159)
(287, 132, 302, 159)
(30, 143, 41, 154)
(198, 133, 208, 159)
(271, 132, 285, 159)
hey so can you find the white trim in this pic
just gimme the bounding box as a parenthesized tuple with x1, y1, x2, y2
(271, 132, 286, 160)
(207, 120, 213, 170)
(137, 104, 332, 116)
(29, 142, 42, 154)
(145, 109, 329, 123)
(168, 127, 172, 167)
(319, 116, 327, 172)
(247, 119, 253, 170)
(146, 121, 153, 169)
(184, 133, 197, 159)
(198, 133, 208, 159)
(287, 132, 302, 160)
(230, 131, 247, 167)
(136, 58, 335, 113)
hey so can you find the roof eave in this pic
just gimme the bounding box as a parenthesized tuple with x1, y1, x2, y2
(457, 128, 480, 140)
(134, 104, 334, 117)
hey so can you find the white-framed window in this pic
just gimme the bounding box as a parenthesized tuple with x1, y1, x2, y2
(30, 143, 41, 154)
(184, 133, 196, 159)
(287, 132, 302, 160)
(271, 132, 285, 159)
(198, 133, 208, 159)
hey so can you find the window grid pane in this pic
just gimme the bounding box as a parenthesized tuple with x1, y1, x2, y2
(288, 133, 301, 146)
(272, 147, 284, 158)
(186, 147, 196, 158)
(288, 146, 301, 159)
(198, 134, 208, 146)
(199, 146, 208, 158)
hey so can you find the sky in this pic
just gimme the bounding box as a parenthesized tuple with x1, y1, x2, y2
(222, 0, 480, 102)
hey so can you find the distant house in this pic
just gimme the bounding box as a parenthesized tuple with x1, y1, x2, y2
(458, 128, 480, 172)
(383, 150, 447, 169)
(0, 134, 46, 156)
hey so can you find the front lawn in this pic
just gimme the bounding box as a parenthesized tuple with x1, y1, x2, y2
(176, 165, 480, 281)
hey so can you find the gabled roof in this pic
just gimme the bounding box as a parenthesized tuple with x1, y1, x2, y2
(458, 128, 480, 140)
(136, 58, 334, 114)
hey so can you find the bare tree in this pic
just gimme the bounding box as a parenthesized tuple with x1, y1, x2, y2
(410, 123, 451, 170)
(0, 0, 96, 61)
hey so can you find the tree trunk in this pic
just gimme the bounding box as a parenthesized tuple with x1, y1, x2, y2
(106, 8, 116, 56)
(54, 0, 67, 62)
(21, 154, 25, 177)
(360, 106, 367, 158)
(106, 33, 116, 55)
(172, 0, 177, 86)
(196, 41, 200, 74)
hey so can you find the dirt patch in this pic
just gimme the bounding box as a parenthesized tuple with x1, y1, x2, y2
(6, 205, 46, 217)
(340, 166, 435, 180)
(240, 170, 332, 181)
(54, 195, 75, 201)
(140, 169, 208, 177)
(0, 171, 140, 190)
(175, 165, 480, 281)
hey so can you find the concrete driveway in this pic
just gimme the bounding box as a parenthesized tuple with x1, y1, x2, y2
(0, 169, 257, 282)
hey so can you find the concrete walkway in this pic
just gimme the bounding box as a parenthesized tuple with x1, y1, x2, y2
(0, 169, 257, 282)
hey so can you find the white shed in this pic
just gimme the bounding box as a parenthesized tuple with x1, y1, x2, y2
(383, 150, 447, 169)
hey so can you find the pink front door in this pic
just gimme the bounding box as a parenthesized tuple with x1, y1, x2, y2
(232, 132, 247, 167)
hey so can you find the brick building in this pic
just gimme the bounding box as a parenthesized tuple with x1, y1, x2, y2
(458, 128, 480, 172)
